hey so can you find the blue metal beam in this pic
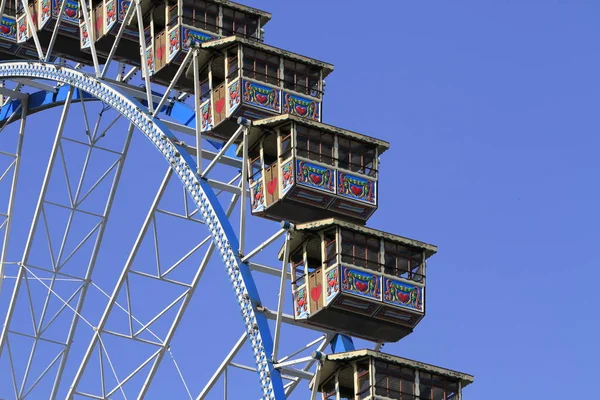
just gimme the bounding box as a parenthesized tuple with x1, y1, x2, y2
(0, 85, 237, 155)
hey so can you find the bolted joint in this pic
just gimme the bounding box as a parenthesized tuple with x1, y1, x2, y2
(280, 220, 295, 231)
(312, 351, 326, 361)
(237, 117, 252, 127)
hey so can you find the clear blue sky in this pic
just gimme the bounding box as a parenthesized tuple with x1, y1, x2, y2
(0, 1, 598, 398)
(242, 0, 599, 398)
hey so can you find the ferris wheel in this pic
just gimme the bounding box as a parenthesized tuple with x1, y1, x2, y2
(0, 0, 474, 399)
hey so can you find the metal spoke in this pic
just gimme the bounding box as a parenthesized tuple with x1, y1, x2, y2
(0, 89, 135, 399)
(0, 99, 26, 295)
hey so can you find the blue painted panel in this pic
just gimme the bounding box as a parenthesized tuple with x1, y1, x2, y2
(181, 27, 216, 50)
(228, 79, 241, 114)
(341, 266, 381, 301)
(293, 287, 308, 319)
(52, 0, 79, 24)
(105, 0, 117, 31)
(0, 17, 16, 41)
(283, 91, 320, 121)
(80, 23, 91, 49)
(200, 101, 212, 132)
(251, 180, 265, 213)
(117, 0, 131, 21)
(16, 17, 26, 43)
(280, 160, 293, 195)
(39, 0, 52, 27)
(325, 267, 339, 305)
(167, 26, 180, 63)
(337, 171, 376, 205)
(382, 277, 424, 312)
(241, 79, 281, 113)
(295, 160, 335, 193)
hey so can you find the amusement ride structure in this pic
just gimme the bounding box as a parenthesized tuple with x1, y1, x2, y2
(0, 0, 474, 398)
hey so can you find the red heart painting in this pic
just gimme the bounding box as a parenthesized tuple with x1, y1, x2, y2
(0, 26, 9, 34)
(398, 292, 410, 303)
(267, 178, 277, 194)
(355, 281, 368, 292)
(310, 285, 321, 301)
(309, 173, 322, 185)
(156, 46, 164, 60)
(96, 17, 102, 31)
(256, 93, 268, 104)
(350, 184, 363, 196)
(215, 98, 225, 114)
(295, 105, 307, 116)
(65, 8, 75, 18)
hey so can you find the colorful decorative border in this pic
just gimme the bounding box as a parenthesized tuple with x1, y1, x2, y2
(280, 160, 294, 195)
(294, 287, 309, 319)
(181, 27, 216, 51)
(105, 0, 116, 31)
(16, 17, 27, 43)
(40, 0, 51, 27)
(118, 0, 130, 21)
(325, 267, 339, 305)
(0, 17, 16, 41)
(383, 277, 423, 312)
(242, 80, 281, 113)
(200, 101, 213, 131)
(283, 92, 320, 121)
(168, 26, 180, 63)
(251, 181, 265, 213)
(341, 266, 381, 301)
(337, 172, 376, 204)
(296, 160, 334, 193)
(228, 80, 241, 114)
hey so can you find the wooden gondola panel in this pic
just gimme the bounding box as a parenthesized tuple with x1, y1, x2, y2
(264, 162, 280, 207)
(213, 82, 227, 126)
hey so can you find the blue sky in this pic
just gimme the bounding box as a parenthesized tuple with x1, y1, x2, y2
(240, 0, 599, 397)
(0, 0, 598, 398)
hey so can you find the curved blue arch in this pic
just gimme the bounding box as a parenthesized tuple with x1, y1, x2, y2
(0, 84, 238, 156)
(0, 62, 285, 399)
(0, 84, 191, 124)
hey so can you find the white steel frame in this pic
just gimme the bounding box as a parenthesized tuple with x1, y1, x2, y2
(0, 59, 358, 400)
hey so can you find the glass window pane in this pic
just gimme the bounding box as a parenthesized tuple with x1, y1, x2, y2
(338, 138, 350, 170)
(222, 8, 234, 35)
(280, 135, 291, 157)
(206, 4, 218, 30)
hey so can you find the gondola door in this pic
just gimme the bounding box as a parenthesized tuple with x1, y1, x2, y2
(93, 3, 103, 41)
(264, 162, 279, 207)
(154, 30, 166, 71)
(308, 268, 324, 314)
(213, 83, 227, 125)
